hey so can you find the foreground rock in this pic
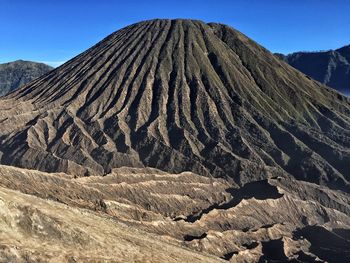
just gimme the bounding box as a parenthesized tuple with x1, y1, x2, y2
(0, 181, 222, 262)
(1, 165, 349, 262)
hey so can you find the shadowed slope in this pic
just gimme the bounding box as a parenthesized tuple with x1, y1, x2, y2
(276, 45, 350, 96)
(0, 19, 350, 190)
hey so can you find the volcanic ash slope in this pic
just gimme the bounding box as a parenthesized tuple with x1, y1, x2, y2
(0, 20, 349, 192)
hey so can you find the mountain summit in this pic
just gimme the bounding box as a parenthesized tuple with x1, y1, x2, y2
(1, 19, 350, 190)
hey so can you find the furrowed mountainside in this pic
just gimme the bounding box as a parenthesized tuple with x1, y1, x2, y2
(0, 60, 53, 97)
(276, 45, 350, 96)
(0, 19, 350, 192)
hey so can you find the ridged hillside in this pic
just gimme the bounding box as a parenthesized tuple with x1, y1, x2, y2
(0, 19, 350, 191)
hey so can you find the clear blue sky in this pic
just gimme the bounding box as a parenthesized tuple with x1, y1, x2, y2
(1, 0, 349, 67)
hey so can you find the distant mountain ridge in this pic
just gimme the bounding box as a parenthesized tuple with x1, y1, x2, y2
(0, 60, 52, 97)
(276, 45, 350, 96)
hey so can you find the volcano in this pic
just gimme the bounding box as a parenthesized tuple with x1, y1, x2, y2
(0, 19, 350, 191)
(1, 19, 350, 262)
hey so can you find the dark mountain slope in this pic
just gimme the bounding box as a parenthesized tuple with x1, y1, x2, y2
(0, 60, 53, 97)
(277, 45, 350, 96)
(0, 19, 350, 191)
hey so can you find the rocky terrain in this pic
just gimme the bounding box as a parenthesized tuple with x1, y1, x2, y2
(0, 165, 349, 262)
(276, 45, 350, 96)
(0, 60, 52, 97)
(0, 168, 222, 263)
(0, 19, 349, 262)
